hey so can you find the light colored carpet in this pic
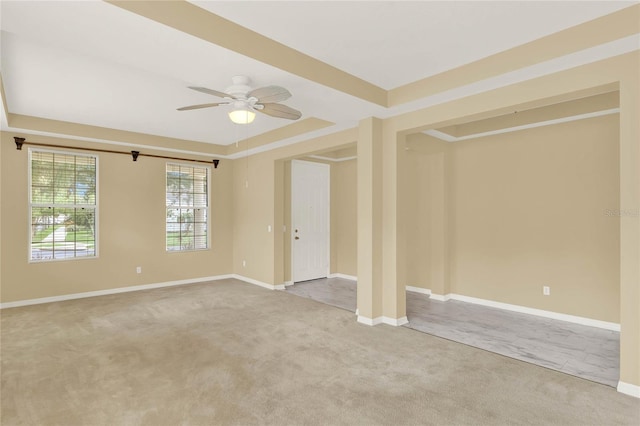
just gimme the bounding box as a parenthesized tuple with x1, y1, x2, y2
(1, 279, 638, 425)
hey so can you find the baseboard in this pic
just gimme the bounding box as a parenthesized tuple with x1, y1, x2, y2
(357, 316, 383, 326)
(430, 293, 450, 302)
(284, 281, 294, 287)
(405, 286, 449, 300)
(0, 274, 235, 309)
(403, 288, 619, 331)
(447, 294, 620, 332)
(327, 273, 357, 281)
(382, 316, 409, 326)
(232, 274, 285, 290)
(617, 381, 640, 398)
(405, 286, 431, 296)
(357, 315, 408, 326)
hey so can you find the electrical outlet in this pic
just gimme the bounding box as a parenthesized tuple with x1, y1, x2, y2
(136, 266, 142, 274)
(267, 225, 272, 233)
(543, 286, 550, 296)
(242, 260, 246, 267)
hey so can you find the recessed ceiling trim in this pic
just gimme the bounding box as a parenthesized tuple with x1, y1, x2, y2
(4, 122, 358, 162)
(382, 35, 638, 124)
(307, 155, 357, 163)
(8, 113, 228, 155)
(422, 130, 457, 142)
(225, 118, 334, 156)
(227, 123, 357, 160)
(389, 4, 640, 106)
(105, 0, 387, 107)
(4, 125, 234, 159)
(424, 108, 620, 142)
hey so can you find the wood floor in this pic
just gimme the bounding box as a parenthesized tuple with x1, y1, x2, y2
(286, 278, 619, 387)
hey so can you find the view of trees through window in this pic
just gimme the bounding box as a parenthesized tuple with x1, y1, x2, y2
(166, 164, 208, 251)
(30, 150, 97, 261)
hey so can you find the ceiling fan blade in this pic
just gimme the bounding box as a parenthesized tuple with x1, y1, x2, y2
(258, 103, 302, 120)
(188, 86, 235, 99)
(248, 86, 291, 103)
(177, 102, 227, 111)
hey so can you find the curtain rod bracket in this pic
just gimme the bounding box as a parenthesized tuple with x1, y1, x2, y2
(14, 136, 218, 167)
(14, 137, 25, 150)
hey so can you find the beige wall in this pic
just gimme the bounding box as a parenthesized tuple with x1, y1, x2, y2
(406, 114, 620, 323)
(232, 151, 276, 283)
(405, 115, 620, 323)
(0, 132, 234, 303)
(0, 131, 3, 296)
(405, 135, 450, 296)
(283, 161, 292, 282)
(452, 114, 620, 322)
(333, 159, 357, 277)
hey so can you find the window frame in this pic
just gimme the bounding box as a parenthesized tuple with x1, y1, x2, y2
(165, 162, 211, 253)
(28, 147, 99, 263)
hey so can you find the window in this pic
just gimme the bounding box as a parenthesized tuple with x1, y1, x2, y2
(29, 149, 97, 261)
(166, 163, 209, 251)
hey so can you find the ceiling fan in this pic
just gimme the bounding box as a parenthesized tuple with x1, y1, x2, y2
(177, 75, 302, 124)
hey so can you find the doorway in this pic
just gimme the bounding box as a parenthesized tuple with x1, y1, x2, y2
(291, 160, 330, 282)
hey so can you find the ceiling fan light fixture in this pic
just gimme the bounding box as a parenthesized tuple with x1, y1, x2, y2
(228, 108, 256, 124)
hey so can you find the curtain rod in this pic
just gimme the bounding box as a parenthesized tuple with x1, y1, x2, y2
(13, 137, 220, 168)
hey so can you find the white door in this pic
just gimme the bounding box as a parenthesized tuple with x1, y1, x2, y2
(292, 160, 330, 282)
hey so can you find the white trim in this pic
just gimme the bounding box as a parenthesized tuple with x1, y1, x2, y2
(328, 273, 357, 281)
(307, 155, 357, 163)
(232, 274, 285, 290)
(617, 381, 640, 398)
(0, 274, 235, 309)
(424, 108, 620, 142)
(430, 293, 450, 302)
(407, 290, 620, 330)
(355, 308, 359, 315)
(405, 286, 431, 295)
(422, 129, 457, 142)
(357, 315, 408, 326)
(447, 294, 620, 331)
(357, 316, 383, 326)
(403, 286, 450, 301)
(284, 280, 294, 287)
(382, 316, 409, 326)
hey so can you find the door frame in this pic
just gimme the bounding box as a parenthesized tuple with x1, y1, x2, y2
(290, 159, 331, 283)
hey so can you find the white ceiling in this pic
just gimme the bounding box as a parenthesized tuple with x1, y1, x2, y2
(0, 1, 634, 146)
(194, 1, 634, 89)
